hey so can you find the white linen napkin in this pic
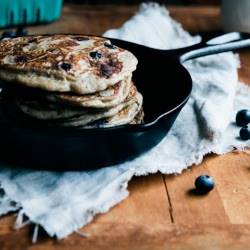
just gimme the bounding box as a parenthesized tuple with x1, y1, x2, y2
(0, 2, 250, 240)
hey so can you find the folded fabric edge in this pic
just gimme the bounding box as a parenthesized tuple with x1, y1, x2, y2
(0, 168, 135, 240)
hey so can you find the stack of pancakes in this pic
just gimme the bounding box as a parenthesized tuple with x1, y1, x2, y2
(0, 34, 144, 128)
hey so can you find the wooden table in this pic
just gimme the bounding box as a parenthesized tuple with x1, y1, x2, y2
(1, 4, 250, 249)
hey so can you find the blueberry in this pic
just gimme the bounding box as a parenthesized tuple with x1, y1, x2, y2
(104, 42, 117, 49)
(74, 36, 89, 41)
(91, 118, 108, 128)
(27, 38, 37, 43)
(239, 126, 250, 140)
(15, 26, 28, 37)
(1, 30, 15, 39)
(59, 62, 72, 72)
(14, 56, 27, 63)
(195, 175, 214, 194)
(89, 51, 102, 59)
(236, 109, 250, 127)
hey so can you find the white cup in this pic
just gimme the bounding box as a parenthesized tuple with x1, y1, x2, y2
(220, 0, 250, 33)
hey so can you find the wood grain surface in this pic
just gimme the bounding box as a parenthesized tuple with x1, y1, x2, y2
(1, 4, 250, 249)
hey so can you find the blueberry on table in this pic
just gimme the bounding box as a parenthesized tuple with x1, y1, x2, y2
(236, 109, 250, 127)
(195, 175, 214, 194)
(1, 30, 15, 39)
(15, 26, 28, 37)
(239, 126, 250, 140)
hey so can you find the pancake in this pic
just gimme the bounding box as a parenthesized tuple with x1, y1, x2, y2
(35, 77, 133, 108)
(15, 98, 88, 120)
(58, 92, 143, 129)
(4, 75, 133, 108)
(0, 34, 138, 94)
(14, 81, 137, 121)
(82, 92, 143, 129)
(0, 34, 144, 129)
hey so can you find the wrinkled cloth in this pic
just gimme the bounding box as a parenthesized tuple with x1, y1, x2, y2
(0, 2, 250, 240)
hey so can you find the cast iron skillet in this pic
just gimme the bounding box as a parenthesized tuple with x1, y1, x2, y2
(0, 32, 250, 170)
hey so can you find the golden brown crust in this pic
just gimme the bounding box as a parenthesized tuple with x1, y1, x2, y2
(0, 35, 117, 76)
(0, 34, 138, 94)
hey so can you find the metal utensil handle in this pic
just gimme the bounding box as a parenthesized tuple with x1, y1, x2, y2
(171, 32, 250, 63)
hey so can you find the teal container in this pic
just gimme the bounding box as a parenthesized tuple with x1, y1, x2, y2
(0, 0, 63, 28)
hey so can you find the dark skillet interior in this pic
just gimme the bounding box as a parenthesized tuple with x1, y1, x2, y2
(109, 38, 192, 123)
(0, 38, 192, 170)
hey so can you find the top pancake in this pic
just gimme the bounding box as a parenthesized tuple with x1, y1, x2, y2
(0, 34, 138, 94)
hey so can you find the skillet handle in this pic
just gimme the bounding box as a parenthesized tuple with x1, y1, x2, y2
(172, 32, 250, 63)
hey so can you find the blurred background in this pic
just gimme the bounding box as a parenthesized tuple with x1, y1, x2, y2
(64, 0, 222, 5)
(2, 0, 242, 39)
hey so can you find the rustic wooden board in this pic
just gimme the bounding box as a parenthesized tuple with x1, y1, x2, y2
(0, 4, 250, 249)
